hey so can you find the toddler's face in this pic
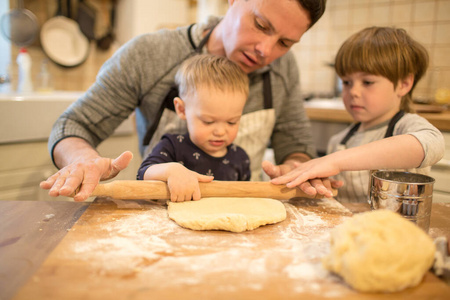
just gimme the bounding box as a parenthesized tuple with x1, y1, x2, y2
(180, 86, 247, 157)
(340, 72, 406, 130)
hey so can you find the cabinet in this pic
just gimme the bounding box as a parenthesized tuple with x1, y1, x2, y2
(0, 133, 141, 202)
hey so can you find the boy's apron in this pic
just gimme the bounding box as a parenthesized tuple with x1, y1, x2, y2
(143, 24, 276, 181)
(338, 110, 405, 149)
(335, 110, 405, 202)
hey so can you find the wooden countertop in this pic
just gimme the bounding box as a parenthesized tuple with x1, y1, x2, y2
(0, 201, 89, 300)
(305, 105, 450, 131)
(2, 198, 449, 300)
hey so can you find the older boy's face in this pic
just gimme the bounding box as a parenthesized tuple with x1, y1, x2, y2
(340, 72, 408, 130)
(218, 0, 310, 73)
(180, 86, 247, 158)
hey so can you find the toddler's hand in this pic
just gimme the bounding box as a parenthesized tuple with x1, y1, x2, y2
(167, 170, 213, 202)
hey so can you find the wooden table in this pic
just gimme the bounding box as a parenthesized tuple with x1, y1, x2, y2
(2, 199, 450, 300)
(0, 201, 89, 300)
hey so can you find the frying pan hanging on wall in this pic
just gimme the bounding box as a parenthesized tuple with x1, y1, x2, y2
(77, 0, 116, 51)
(40, 0, 90, 68)
(0, 0, 39, 47)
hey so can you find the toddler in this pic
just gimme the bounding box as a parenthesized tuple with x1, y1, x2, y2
(137, 54, 250, 202)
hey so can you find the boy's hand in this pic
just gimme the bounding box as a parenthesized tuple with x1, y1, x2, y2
(166, 168, 214, 202)
(262, 158, 343, 198)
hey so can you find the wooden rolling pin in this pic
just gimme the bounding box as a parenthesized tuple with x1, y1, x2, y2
(85, 180, 337, 200)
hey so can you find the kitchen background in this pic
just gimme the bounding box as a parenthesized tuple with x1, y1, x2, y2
(1, 0, 450, 99)
(0, 0, 449, 201)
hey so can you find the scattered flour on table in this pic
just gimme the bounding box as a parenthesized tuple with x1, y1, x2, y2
(317, 198, 348, 210)
(69, 200, 350, 296)
(285, 262, 327, 280)
(72, 204, 178, 271)
(44, 213, 55, 221)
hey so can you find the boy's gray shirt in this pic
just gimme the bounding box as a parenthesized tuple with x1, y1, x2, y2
(48, 17, 315, 166)
(327, 113, 445, 203)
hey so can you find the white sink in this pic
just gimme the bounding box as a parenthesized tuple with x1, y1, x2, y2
(0, 91, 134, 144)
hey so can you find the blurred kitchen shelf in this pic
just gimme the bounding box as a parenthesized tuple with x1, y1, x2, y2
(305, 98, 450, 131)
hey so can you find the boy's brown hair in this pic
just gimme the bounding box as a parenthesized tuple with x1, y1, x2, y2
(175, 54, 249, 99)
(335, 26, 429, 112)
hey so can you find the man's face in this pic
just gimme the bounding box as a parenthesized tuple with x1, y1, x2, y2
(218, 0, 311, 73)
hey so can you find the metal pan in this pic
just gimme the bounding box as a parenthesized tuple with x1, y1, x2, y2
(40, 0, 89, 68)
(0, 0, 39, 47)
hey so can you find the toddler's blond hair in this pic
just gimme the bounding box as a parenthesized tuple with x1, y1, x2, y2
(175, 54, 249, 99)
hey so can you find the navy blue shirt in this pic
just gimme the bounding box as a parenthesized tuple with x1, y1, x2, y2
(137, 133, 251, 181)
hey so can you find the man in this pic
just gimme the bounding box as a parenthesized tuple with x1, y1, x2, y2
(41, 0, 336, 202)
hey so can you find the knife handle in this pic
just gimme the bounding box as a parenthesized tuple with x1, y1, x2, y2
(90, 180, 337, 200)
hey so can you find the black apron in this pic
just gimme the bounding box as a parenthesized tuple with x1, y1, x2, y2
(339, 110, 405, 147)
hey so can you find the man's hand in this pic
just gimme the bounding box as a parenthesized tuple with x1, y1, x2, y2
(262, 155, 343, 198)
(40, 151, 133, 202)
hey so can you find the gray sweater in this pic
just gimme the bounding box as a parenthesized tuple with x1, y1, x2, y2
(49, 17, 315, 169)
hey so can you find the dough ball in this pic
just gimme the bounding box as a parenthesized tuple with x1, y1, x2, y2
(167, 197, 286, 233)
(322, 210, 435, 292)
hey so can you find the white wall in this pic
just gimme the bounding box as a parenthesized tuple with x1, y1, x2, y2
(293, 0, 450, 100)
(197, 0, 227, 23)
(115, 0, 190, 45)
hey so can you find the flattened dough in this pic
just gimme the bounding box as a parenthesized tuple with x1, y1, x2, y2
(322, 210, 435, 292)
(167, 197, 286, 233)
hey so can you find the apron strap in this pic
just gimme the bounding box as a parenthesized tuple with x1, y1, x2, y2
(195, 26, 213, 54)
(142, 86, 178, 146)
(187, 23, 196, 50)
(340, 110, 405, 145)
(262, 71, 272, 109)
(340, 123, 361, 145)
(142, 24, 208, 146)
(384, 110, 405, 138)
